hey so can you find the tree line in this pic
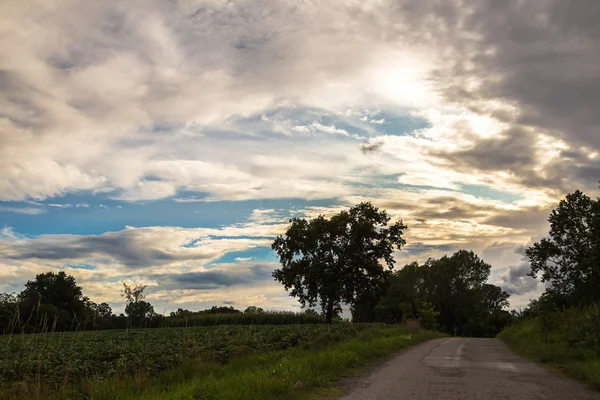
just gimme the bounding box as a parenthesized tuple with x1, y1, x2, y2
(272, 202, 511, 336)
(0, 276, 321, 334)
(3, 189, 596, 337)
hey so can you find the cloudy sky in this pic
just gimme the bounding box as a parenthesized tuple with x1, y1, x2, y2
(1, 0, 599, 313)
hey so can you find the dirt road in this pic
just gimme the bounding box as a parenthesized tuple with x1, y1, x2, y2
(341, 338, 600, 400)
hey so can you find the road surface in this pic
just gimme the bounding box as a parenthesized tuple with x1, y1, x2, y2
(341, 338, 600, 400)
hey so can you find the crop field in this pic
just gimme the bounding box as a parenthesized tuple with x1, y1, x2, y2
(0, 323, 394, 396)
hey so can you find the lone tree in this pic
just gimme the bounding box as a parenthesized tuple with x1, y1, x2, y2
(121, 282, 155, 327)
(272, 202, 407, 323)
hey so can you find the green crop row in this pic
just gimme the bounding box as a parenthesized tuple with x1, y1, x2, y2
(0, 323, 389, 397)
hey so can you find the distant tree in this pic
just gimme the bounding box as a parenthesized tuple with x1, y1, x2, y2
(121, 282, 147, 303)
(19, 271, 86, 314)
(480, 284, 510, 311)
(272, 202, 407, 323)
(244, 306, 264, 313)
(351, 250, 511, 336)
(421, 250, 492, 333)
(0, 293, 18, 334)
(526, 190, 600, 305)
(169, 308, 194, 318)
(207, 306, 241, 314)
(121, 283, 155, 327)
(87, 301, 113, 318)
(18, 271, 88, 330)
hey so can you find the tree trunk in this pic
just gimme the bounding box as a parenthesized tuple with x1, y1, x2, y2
(410, 298, 418, 318)
(326, 298, 334, 324)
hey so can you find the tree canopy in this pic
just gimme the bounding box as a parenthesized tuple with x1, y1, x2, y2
(352, 250, 511, 337)
(526, 190, 600, 305)
(272, 202, 407, 323)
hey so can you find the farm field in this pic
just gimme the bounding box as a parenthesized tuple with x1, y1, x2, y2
(0, 323, 443, 400)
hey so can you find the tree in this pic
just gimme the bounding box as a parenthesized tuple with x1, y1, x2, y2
(352, 250, 511, 336)
(19, 271, 86, 313)
(0, 293, 18, 334)
(526, 190, 600, 305)
(272, 202, 407, 323)
(121, 282, 147, 303)
(421, 250, 492, 333)
(244, 306, 264, 313)
(18, 271, 87, 330)
(121, 282, 155, 327)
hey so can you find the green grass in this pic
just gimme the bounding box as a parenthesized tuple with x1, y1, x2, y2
(498, 315, 600, 390)
(0, 325, 445, 400)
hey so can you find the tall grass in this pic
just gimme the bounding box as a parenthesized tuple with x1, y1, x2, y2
(498, 305, 600, 389)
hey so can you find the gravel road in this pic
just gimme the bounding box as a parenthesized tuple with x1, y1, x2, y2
(341, 338, 600, 400)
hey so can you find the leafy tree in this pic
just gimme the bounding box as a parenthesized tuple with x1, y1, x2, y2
(272, 202, 407, 323)
(0, 293, 18, 334)
(125, 301, 155, 327)
(206, 306, 240, 314)
(121, 283, 156, 327)
(19, 271, 86, 314)
(121, 282, 147, 303)
(421, 250, 492, 333)
(351, 250, 511, 336)
(526, 190, 600, 305)
(18, 271, 88, 330)
(244, 306, 264, 313)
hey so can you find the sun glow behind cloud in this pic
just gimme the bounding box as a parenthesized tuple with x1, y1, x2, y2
(1, 0, 599, 311)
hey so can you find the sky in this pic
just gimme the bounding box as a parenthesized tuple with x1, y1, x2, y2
(1, 0, 599, 314)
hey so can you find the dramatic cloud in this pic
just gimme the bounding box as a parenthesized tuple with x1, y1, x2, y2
(1, 0, 598, 311)
(496, 263, 539, 296)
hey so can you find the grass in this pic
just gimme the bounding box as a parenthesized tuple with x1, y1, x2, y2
(497, 312, 600, 390)
(0, 324, 445, 400)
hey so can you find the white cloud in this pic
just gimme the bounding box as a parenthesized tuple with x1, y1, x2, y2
(0, 206, 46, 215)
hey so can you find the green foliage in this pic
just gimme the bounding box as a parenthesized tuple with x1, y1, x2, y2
(121, 283, 157, 328)
(272, 202, 407, 323)
(0, 323, 440, 399)
(526, 190, 600, 305)
(417, 302, 439, 330)
(244, 306, 264, 313)
(352, 250, 511, 337)
(498, 305, 600, 389)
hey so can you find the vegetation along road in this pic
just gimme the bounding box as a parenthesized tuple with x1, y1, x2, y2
(342, 338, 600, 400)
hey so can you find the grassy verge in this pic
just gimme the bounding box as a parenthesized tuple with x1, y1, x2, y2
(37, 326, 443, 400)
(498, 318, 600, 390)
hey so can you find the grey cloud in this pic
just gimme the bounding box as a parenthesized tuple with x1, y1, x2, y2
(496, 263, 539, 296)
(401, 0, 600, 194)
(483, 206, 551, 231)
(0, 229, 217, 267)
(360, 140, 383, 154)
(153, 264, 275, 291)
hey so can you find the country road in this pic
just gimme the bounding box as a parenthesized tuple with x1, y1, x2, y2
(341, 338, 600, 400)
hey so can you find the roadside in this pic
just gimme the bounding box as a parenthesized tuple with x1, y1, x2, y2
(498, 315, 600, 391)
(13, 326, 444, 400)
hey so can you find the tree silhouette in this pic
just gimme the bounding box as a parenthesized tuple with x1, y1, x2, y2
(272, 202, 407, 323)
(526, 190, 600, 304)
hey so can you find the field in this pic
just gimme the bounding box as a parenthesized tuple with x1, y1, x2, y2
(0, 323, 444, 400)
